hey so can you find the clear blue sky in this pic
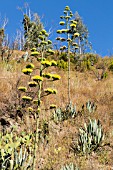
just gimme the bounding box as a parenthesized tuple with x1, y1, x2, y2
(0, 0, 113, 56)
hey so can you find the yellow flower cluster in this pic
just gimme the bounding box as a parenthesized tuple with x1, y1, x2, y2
(27, 107, 33, 112)
(31, 51, 40, 56)
(31, 48, 37, 52)
(22, 96, 32, 101)
(47, 49, 55, 55)
(51, 60, 57, 66)
(47, 40, 52, 44)
(50, 104, 57, 109)
(18, 86, 27, 92)
(59, 21, 65, 25)
(70, 23, 77, 28)
(65, 6, 70, 11)
(51, 74, 61, 81)
(43, 73, 52, 79)
(41, 60, 51, 67)
(44, 88, 57, 94)
(32, 75, 43, 82)
(26, 63, 35, 69)
(74, 33, 80, 37)
(22, 68, 33, 75)
(28, 81, 38, 87)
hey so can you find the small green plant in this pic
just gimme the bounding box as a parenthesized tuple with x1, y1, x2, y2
(53, 102, 77, 123)
(77, 119, 104, 154)
(86, 100, 97, 113)
(61, 163, 80, 170)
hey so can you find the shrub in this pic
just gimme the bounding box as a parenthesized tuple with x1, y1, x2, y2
(57, 59, 68, 70)
(108, 61, 113, 72)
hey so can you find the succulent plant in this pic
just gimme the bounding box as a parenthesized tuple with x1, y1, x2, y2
(77, 119, 104, 154)
(0, 132, 33, 170)
(61, 163, 80, 170)
(52, 101, 77, 123)
(86, 100, 97, 113)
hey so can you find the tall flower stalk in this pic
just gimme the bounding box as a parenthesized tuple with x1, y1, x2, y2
(56, 6, 79, 104)
(18, 29, 60, 170)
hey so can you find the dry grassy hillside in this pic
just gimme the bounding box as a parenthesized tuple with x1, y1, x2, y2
(0, 53, 113, 170)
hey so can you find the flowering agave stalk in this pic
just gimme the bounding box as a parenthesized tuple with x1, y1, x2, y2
(18, 29, 60, 170)
(56, 6, 79, 104)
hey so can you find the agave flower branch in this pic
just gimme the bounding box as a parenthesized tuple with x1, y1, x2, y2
(56, 5, 79, 104)
(18, 29, 60, 170)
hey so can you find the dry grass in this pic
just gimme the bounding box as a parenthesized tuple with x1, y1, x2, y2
(0, 57, 113, 170)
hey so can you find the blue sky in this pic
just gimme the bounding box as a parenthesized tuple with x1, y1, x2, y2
(0, 0, 113, 56)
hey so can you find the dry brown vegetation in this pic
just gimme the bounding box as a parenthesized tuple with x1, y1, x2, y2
(0, 53, 113, 170)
